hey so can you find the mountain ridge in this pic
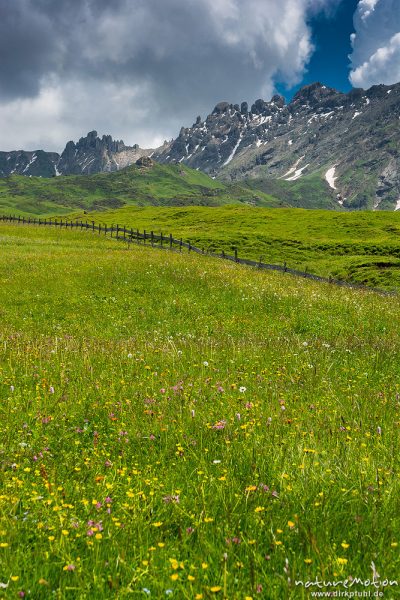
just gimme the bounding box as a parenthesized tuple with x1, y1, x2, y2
(1, 81, 399, 210)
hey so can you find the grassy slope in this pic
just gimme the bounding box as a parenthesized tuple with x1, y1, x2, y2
(0, 163, 281, 216)
(0, 223, 399, 598)
(245, 171, 340, 210)
(70, 205, 400, 290)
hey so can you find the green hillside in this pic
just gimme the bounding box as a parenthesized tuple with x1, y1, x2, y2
(0, 162, 281, 215)
(0, 223, 399, 598)
(245, 171, 341, 210)
(70, 205, 400, 290)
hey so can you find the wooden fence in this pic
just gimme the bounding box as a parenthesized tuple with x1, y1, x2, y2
(0, 213, 395, 295)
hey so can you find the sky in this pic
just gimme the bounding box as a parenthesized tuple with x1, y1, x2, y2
(0, 0, 399, 153)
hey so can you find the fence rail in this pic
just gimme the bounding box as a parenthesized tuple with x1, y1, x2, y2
(0, 213, 396, 296)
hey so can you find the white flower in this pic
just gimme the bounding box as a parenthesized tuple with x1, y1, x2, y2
(203, 361, 209, 367)
(239, 386, 246, 393)
(213, 460, 221, 464)
(127, 353, 133, 358)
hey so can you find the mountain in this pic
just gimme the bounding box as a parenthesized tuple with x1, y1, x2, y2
(0, 131, 156, 178)
(154, 82, 400, 210)
(1, 81, 399, 210)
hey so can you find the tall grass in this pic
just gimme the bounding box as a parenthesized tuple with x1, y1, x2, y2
(0, 224, 399, 598)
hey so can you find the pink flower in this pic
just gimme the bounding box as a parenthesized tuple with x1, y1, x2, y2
(212, 420, 226, 430)
(160, 388, 166, 394)
(49, 386, 55, 394)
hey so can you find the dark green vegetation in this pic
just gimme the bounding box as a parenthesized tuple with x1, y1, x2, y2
(71, 205, 400, 290)
(246, 171, 339, 210)
(0, 163, 281, 216)
(0, 223, 399, 598)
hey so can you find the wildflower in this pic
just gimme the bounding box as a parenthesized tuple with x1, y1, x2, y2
(377, 426, 382, 435)
(63, 564, 75, 571)
(186, 527, 194, 535)
(163, 495, 180, 504)
(254, 506, 265, 513)
(191, 409, 195, 418)
(152, 522, 163, 527)
(337, 558, 348, 565)
(142, 589, 151, 595)
(288, 521, 295, 529)
(212, 421, 226, 430)
(210, 586, 222, 593)
(11, 576, 19, 582)
(10, 385, 14, 392)
(213, 459, 221, 464)
(61, 530, 69, 536)
(281, 405, 286, 411)
(170, 574, 179, 581)
(267, 417, 272, 425)
(341, 541, 350, 549)
(49, 386, 55, 394)
(160, 388, 166, 394)
(217, 386, 224, 393)
(188, 575, 195, 581)
(304, 558, 312, 564)
(239, 386, 246, 393)
(256, 584, 263, 593)
(127, 353, 133, 358)
(201, 562, 208, 569)
(203, 361, 209, 367)
(236, 413, 241, 420)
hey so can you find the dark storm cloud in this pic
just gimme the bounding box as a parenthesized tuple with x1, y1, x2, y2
(0, 0, 341, 151)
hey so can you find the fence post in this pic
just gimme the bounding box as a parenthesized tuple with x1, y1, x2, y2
(284, 262, 287, 272)
(188, 241, 191, 253)
(170, 233, 173, 249)
(180, 238, 182, 252)
(123, 226, 126, 240)
(144, 230, 146, 245)
(222, 250, 225, 259)
(258, 256, 263, 268)
(160, 232, 163, 247)
(234, 248, 238, 263)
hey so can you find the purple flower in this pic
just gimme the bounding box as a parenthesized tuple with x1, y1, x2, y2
(49, 386, 55, 394)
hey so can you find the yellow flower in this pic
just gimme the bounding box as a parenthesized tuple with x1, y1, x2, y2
(341, 542, 350, 549)
(10, 576, 19, 582)
(254, 506, 264, 513)
(0, 542, 9, 548)
(391, 542, 398, 548)
(61, 530, 69, 536)
(245, 485, 257, 492)
(276, 529, 283, 534)
(152, 522, 163, 527)
(288, 521, 295, 529)
(38, 579, 48, 585)
(170, 573, 179, 581)
(48, 536, 55, 542)
(195, 595, 203, 599)
(304, 558, 312, 564)
(188, 575, 195, 581)
(201, 562, 208, 569)
(337, 558, 348, 565)
(210, 586, 222, 593)
(95, 533, 102, 540)
(142, 560, 149, 566)
(158, 542, 165, 548)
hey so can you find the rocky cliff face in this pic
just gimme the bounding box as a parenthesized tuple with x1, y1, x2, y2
(0, 131, 154, 178)
(154, 82, 400, 210)
(1, 82, 400, 209)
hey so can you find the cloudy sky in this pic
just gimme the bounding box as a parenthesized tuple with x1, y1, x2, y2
(0, 0, 399, 152)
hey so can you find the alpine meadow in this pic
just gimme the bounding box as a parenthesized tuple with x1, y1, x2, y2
(2, 0, 400, 597)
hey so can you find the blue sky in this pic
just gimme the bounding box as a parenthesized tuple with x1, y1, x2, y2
(277, 0, 360, 99)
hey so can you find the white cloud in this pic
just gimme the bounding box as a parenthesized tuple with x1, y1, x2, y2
(351, 32, 400, 88)
(0, 0, 338, 152)
(350, 0, 400, 88)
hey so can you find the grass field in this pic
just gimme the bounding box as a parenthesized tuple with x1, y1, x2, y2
(70, 205, 400, 290)
(0, 164, 281, 216)
(0, 223, 399, 598)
